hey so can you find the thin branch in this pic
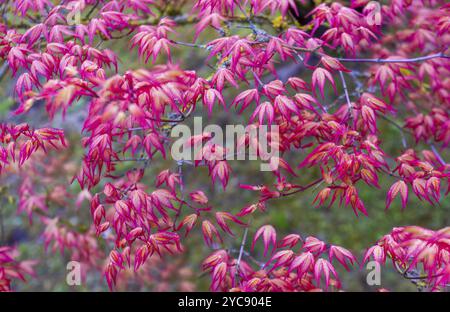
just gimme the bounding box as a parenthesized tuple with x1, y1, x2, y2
(234, 0, 257, 33)
(339, 71, 353, 114)
(252, 71, 264, 88)
(280, 178, 324, 197)
(113, 157, 150, 162)
(230, 248, 263, 267)
(430, 144, 446, 166)
(83, 0, 100, 21)
(394, 261, 444, 282)
(172, 159, 185, 230)
(379, 115, 407, 149)
(234, 222, 251, 286)
(337, 52, 449, 64)
(172, 40, 206, 49)
(0, 62, 9, 82)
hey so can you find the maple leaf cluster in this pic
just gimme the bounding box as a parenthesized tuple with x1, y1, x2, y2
(0, 246, 36, 291)
(364, 226, 450, 291)
(0, 0, 448, 292)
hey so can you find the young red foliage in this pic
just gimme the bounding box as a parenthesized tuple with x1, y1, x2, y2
(0, 0, 448, 293)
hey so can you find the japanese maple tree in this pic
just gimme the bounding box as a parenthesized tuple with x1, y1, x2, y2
(0, 0, 449, 292)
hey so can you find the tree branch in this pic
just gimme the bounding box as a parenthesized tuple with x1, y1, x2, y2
(234, 223, 250, 286)
(339, 71, 353, 115)
(337, 52, 449, 64)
